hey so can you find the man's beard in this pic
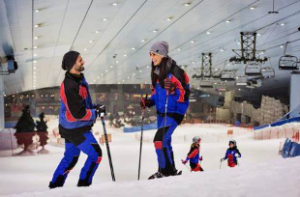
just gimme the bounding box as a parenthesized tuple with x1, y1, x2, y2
(77, 65, 85, 72)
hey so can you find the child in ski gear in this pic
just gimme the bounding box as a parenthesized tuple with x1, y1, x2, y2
(220, 140, 241, 168)
(182, 136, 204, 172)
(140, 41, 190, 179)
(49, 51, 105, 189)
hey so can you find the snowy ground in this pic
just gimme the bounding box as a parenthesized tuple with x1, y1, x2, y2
(0, 121, 299, 197)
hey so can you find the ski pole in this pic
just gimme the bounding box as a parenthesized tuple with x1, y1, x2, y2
(181, 159, 191, 171)
(100, 113, 116, 182)
(219, 160, 223, 169)
(138, 94, 147, 180)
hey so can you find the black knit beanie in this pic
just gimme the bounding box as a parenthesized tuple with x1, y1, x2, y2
(62, 51, 80, 71)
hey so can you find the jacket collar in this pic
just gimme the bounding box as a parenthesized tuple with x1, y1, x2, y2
(65, 71, 84, 83)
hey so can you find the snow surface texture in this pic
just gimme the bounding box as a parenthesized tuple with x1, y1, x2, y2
(1, 119, 300, 197)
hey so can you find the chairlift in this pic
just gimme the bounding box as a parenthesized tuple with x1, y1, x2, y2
(279, 42, 299, 70)
(245, 63, 262, 77)
(220, 70, 236, 81)
(236, 76, 248, 86)
(215, 83, 227, 92)
(261, 67, 275, 78)
(199, 79, 214, 88)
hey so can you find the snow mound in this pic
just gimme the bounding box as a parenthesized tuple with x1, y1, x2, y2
(5, 157, 300, 197)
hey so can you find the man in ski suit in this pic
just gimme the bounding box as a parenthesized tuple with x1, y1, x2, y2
(220, 140, 241, 167)
(182, 136, 204, 172)
(140, 41, 190, 179)
(49, 51, 105, 188)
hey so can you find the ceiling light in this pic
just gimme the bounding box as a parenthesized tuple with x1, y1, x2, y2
(206, 31, 211, 35)
(34, 24, 40, 28)
(153, 29, 158, 33)
(177, 48, 181, 51)
(122, 79, 125, 82)
(34, 54, 37, 57)
(110, 65, 113, 68)
(238, 88, 241, 91)
(250, 6, 255, 10)
(34, 46, 38, 49)
(131, 47, 136, 50)
(101, 73, 104, 76)
(146, 65, 150, 68)
(84, 48, 88, 51)
(226, 20, 231, 23)
(192, 61, 195, 64)
(280, 23, 285, 26)
(141, 39, 146, 42)
(139, 70, 142, 72)
(33, 60, 37, 64)
(190, 40, 195, 44)
(112, 2, 118, 6)
(184, 2, 191, 6)
(124, 54, 127, 57)
(105, 70, 108, 72)
(102, 18, 108, 22)
(116, 60, 119, 64)
(34, 36, 39, 40)
(33, 67, 36, 70)
(220, 48, 224, 52)
(95, 30, 100, 34)
(257, 33, 261, 36)
(127, 76, 130, 79)
(280, 45, 284, 48)
(97, 76, 100, 79)
(167, 17, 173, 21)
(89, 40, 94, 43)
(35, 9, 40, 13)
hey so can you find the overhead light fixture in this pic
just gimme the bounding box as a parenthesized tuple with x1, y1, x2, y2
(206, 31, 211, 35)
(220, 48, 224, 52)
(238, 88, 241, 91)
(35, 9, 40, 13)
(167, 17, 173, 21)
(192, 61, 195, 64)
(116, 60, 119, 64)
(33, 60, 37, 64)
(236, 82, 247, 86)
(105, 70, 108, 72)
(226, 20, 231, 23)
(124, 54, 127, 57)
(250, 6, 255, 10)
(110, 65, 113, 68)
(184, 2, 191, 6)
(34, 24, 40, 28)
(131, 47, 136, 50)
(33, 67, 36, 70)
(102, 18, 108, 22)
(153, 29, 158, 33)
(97, 76, 100, 79)
(280, 45, 284, 48)
(280, 23, 285, 26)
(112, 2, 118, 6)
(257, 33, 261, 36)
(34, 54, 37, 57)
(146, 65, 150, 68)
(141, 39, 145, 42)
(95, 30, 100, 34)
(190, 40, 195, 44)
(89, 40, 94, 43)
(139, 69, 142, 73)
(33, 46, 38, 49)
(177, 48, 181, 51)
(84, 48, 88, 51)
(34, 36, 39, 40)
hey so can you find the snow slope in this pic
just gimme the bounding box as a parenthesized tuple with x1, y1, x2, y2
(1, 122, 299, 196)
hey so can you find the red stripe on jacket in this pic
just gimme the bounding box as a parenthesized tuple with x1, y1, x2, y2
(188, 149, 199, 159)
(170, 75, 185, 102)
(60, 83, 92, 122)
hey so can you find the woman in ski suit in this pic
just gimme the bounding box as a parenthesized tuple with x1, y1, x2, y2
(140, 41, 190, 179)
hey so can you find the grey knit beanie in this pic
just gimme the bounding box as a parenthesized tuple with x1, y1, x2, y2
(150, 41, 169, 57)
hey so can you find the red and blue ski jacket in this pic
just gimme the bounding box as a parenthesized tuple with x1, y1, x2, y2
(224, 147, 241, 167)
(185, 143, 202, 164)
(59, 72, 97, 131)
(150, 58, 190, 118)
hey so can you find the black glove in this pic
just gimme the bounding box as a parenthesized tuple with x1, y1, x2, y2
(164, 78, 175, 93)
(140, 98, 153, 109)
(95, 105, 106, 117)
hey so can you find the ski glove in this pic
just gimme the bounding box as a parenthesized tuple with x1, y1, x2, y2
(95, 105, 106, 117)
(164, 78, 175, 94)
(199, 156, 203, 161)
(235, 153, 240, 158)
(140, 98, 154, 109)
